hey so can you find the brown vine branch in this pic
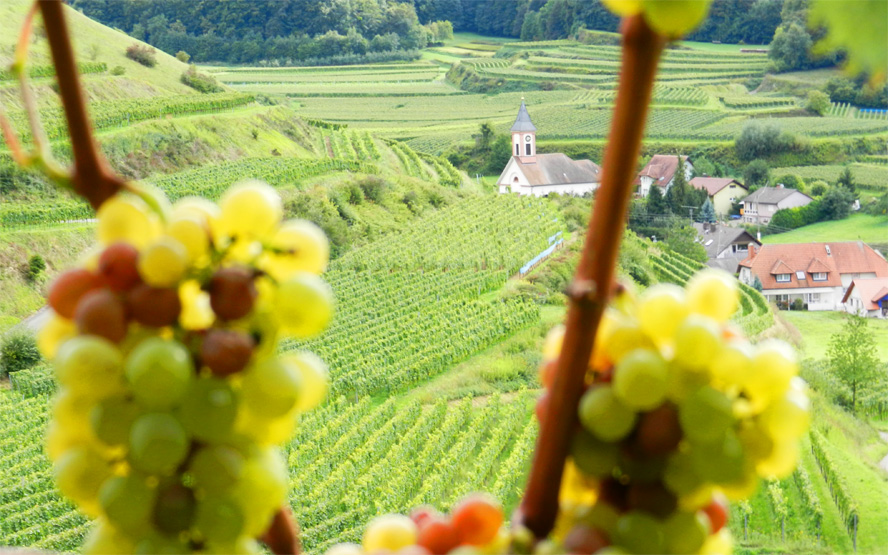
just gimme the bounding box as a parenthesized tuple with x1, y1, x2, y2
(518, 14, 665, 539)
(39, 0, 124, 209)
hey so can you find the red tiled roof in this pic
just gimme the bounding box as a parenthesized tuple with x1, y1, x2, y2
(740, 242, 888, 290)
(770, 260, 793, 275)
(635, 155, 689, 186)
(689, 177, 746, 196)
(841, 278, 888, 310)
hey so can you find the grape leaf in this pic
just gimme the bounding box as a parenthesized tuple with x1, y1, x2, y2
(809, 0, 887, 85)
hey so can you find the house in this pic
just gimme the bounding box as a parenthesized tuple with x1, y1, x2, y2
(693, 223, 760, 273)
(636, 155, 693, 198)
(689, 177, 748, 216)
(740, 187, 813, 225)
(842, 277, 888, 318)
(738, 241, 888, 311)
(497, 101, 601, 197)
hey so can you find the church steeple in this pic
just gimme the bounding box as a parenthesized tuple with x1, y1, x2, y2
(511, 98, 536, 161)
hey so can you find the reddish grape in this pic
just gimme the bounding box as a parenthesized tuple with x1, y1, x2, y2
(208, 267, 257, 320)
(597, 479, 629, 512)
(200, 329, 254, 377)
(703, 496, 728, 533)
(409, 506, 440, 528)
(626, 482, 677, 518)
(451, 494, 503, 546)
(563, 525, 610, 554)
(127, 285, 182, 327)
(48, 269, 104, 319)
(633, 403, 682, 457)
(153, 483, 195, 534)
(98, 243, 141, 292)
(417, 516, 459, 555)
(74, 289, 127, 343)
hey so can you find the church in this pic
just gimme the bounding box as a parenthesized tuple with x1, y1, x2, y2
(497, 100, 601, 197)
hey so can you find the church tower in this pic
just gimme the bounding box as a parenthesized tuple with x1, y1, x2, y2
(511, 99, 536, 163)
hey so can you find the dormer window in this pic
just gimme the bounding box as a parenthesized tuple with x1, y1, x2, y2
(812, 272, 827, 281)
(776, 273, 791, 282)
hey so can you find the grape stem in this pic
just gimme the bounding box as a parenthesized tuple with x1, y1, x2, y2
(39, 0, 126, 210)
(517, 14, 664, 540)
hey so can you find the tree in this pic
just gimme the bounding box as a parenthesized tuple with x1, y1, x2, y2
(827, 315, 880, 411)
(768, 22, 812, 71)
(646, 185, 669, 217)
(818, 186, 854, 220)
(664, 156, 689, 215)
(664, 220, 707, 263)
(836, 166, 856, 195)
(752, 275, 763, 292)
(699, 198, 717, 223)
(805, 90, 830, 115)
(735, 123, 794, 161)
(775, 173, 804, 191)
(175, 50, 191, 63)
(744, 160, 770, 190)
(809, 180, 828, 196)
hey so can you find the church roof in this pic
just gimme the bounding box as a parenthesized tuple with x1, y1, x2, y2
(511, 153, 600, 186)
(510, 100, 537, 132)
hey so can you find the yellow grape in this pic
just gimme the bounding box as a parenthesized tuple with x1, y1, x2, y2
(701, 528, 733, 555)
(166, 215, 209, 263)
(37, 313, 76, 360)
(744, 340, 798, 408)
(637, 284, 688, 345)
(54, 336, 125, 399)
(178, 280, 215, 330)
(362, 514, 418, 554)
(233, 448, 288, 537)
(171, 196, 221, 225)
(756, 440, 799, 478)
(96, 196, 160, 249)
(602, 317, 655, 363)
(53, 445, 111, 517)
(138, 237, 189, 287)
(542, 325, 565, 362)
(641, 0, 712, 38)
(82, 519, 135, 555)
(263, 219, 330, 279)
(275, 273, 334, 337)
(708, 340, 753, 387)
(673, 315, 721, 371)
(51, 391, 95, 445)
(759, 389, 810, 441)
(218, 180, 282, 239)
(685, 268, 738, 323)
(602, 0, 643, 16)
(289, 352, 329, 412)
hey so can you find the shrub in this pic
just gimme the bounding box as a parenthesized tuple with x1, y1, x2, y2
(0, 331, 41, 376)
(806, 90, 831, 116)
(25, 254, 45, 283)
(809, 180, 828, 196)
(180, 65, 223, 93)
(110, 65, 126, 76)
(744, 159, 771, 189)
(125, 43, 157, 67)
(791, 298, 805, 311)
(358, 176, 386, 202)
(735, 123, 796, 162)
(175, 50, 191, 63)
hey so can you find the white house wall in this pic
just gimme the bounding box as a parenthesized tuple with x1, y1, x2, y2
(513, 183, 598, 197)
(763, 286, 842, 311)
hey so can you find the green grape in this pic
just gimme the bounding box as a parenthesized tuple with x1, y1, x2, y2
(579, 503, 620, 535)
(189, 445, 244, 495)
(275, 272, 334, 337)
(53, 446, 111, 517)
(232, 447, 288, 537)
(125, 337, 194, 410)
(686, 268, 738, 323)
(91, 394, 141, 447)
(289, 352, 329, 412)
(673, 315, 722, 371)
(241, 358, 301, 418)
(579, 386, 637, 442)
(663, 511, 709, 554)
(129, 413, 190, 476)
(613, 349, 668, 410)
(194, 495, 245, 543)
(135, 534, 190, 555)
(642, 0, 712, 38)
(689, 430, 746, 484)
(82, 519, 136, 555)
(204, 538, 263, 555)
(570, 429, 619, 478)
(678, 385, 733, 443)
(178, 377, 239, 443)
(614, 511, 664, 555)
(637, 284, 688, 345)
(55, 335, 125, 399)
(99, 474, 156, 537)
(663, 451, 704, 496)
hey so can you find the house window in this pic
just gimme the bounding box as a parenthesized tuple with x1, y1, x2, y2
(525, 143, 531, 156)
(776, 274, 791, 282)
(806, 293, 820, 303)
(812, 272, 827, 281)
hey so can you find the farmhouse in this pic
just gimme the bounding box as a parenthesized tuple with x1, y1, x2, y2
(689, 177, 747, 216)
(738, 241, 888, 311)
(635, 155, 693, 198)
(842, 277, 888, 318)
(497, 101, 601, 197)
(693, 223, 760, 272)
(740, 186, 813, 225)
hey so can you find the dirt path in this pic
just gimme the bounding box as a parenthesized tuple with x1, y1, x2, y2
(879, 432, 888, 474)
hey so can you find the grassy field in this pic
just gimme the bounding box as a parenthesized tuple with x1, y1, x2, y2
(762, 214, 888, 246)
(770, 164, 888, 191)
(780, 310, 888, 362)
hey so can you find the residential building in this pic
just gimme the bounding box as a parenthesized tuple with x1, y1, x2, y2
(693, 223, 760, 273)
(738, 241, 888, 311)
(635, 155, 693, 198)
(842, 277, 888, 318)
(740, 187, 813, 225)
(497, 101, 601, 197)
(689, 177, 747, 216)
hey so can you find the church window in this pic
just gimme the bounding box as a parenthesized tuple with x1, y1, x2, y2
(515, 144, 519, 156)
(525, 143, 531, 156)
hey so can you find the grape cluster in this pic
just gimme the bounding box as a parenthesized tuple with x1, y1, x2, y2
(40, 180, 333, 554)
(325, 270, 808, 555)
(534, 269, 809, 554)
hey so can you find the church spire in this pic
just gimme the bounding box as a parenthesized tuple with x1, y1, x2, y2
(511, 98, 537, 160)
(511, 98, 537, 132)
